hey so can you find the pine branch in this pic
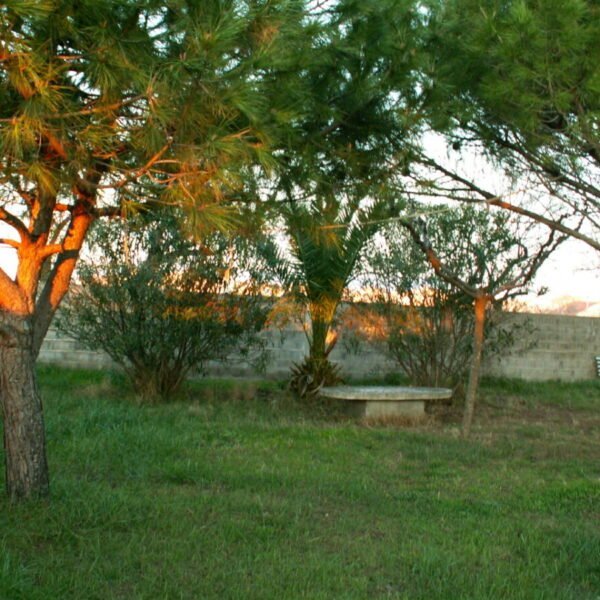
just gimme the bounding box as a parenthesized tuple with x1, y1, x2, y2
(0, 267, 27, 315)
(0, 238, 20, 249)
(0, 206, 30, 241)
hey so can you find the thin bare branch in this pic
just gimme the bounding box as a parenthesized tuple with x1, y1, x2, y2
(418, 157, 600, 252)
(0, 238, 19, 249)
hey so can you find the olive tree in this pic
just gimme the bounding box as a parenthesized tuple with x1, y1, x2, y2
(400, 205, 565, 435)
(359, 206, 538, 389)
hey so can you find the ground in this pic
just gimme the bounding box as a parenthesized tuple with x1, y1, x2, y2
(0, 368, 598, 599)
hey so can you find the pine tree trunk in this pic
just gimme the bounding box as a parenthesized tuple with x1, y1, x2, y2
(0, 317, 49, 500)
(461, 295, 488, 438)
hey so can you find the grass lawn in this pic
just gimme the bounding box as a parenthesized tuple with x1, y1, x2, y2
(1, 367, 599, 599)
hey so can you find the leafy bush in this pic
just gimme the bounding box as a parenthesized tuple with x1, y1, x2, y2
(58, 213, 269, 401)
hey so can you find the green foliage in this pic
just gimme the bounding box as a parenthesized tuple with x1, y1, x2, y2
(283, 198, 393, 326)
(255, 0, 425, 395)
(289, 352, 343, 400)
(268, 0, 423, 194)
(408, 205, 551, 296)
(57, 212, 269, 401)
(424, 0, 600, 241)
(429, 0, 599, 144)
(264, 197, 392, 396)
(0, 0, 311, 251)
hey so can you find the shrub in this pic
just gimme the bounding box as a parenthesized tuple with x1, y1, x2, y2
(57, 213, 269, 401)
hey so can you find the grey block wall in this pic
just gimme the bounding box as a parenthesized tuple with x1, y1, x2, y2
(39, 327, 115, 370)
(482, 313, 600, 381)
(203, 328, 398, 380)
(39, 312, 600, 382)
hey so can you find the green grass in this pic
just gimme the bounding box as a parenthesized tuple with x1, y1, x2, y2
(480, 377, 600, 411)
(1, 367, 599, 599)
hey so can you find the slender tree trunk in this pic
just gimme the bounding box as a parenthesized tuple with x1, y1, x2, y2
(461, 295, 489, 438)
(0, 316, 49, 500)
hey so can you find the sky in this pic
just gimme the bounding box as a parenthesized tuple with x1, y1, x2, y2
(525, 238, 600, 307)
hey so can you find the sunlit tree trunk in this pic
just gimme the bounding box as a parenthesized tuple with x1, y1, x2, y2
(0, 315, 49, 500)
(290, 300, 341, 398)
(0, 206, 92, 500)
(461, 295, 489, 438)
(308, 299, 339, 371)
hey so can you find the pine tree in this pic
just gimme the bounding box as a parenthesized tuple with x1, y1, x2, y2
(0, 0, 305, 500)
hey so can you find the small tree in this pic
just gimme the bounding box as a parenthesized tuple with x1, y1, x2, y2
(359, 207, 540, 388)
(359, 229, 476, 388)
(399, 205, 565, 435)
(58, 213, 269, 401)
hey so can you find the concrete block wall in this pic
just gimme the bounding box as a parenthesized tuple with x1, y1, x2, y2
(38, 312, 600, 382)
(155, 328, 399, 380)
(482, 313, 600, 381)
(39, 327, 115, 370)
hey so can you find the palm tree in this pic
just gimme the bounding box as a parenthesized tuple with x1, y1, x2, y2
(270, 196, 390, 397)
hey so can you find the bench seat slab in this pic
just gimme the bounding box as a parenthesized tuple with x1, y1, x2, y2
(320, 385, 452, 420)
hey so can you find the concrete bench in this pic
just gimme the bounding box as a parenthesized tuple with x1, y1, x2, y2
(320, 385, 453, 419)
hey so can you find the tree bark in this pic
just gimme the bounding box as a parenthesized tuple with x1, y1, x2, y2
(0, 316, 49, 500)
(461, 295, 489, 438)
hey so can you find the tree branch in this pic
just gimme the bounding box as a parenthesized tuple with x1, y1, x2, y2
(0, 238, 20, 249)
(0, 206, 30, 241)
(494, 229, 566, 297)
(418, 157, 600, 252)
(32, 163, 109, 355)
(468, 127, 600, 201)
(399, 218, 481, 298)
(0, 266, 27, 315)
(32, 210, 93, 356)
